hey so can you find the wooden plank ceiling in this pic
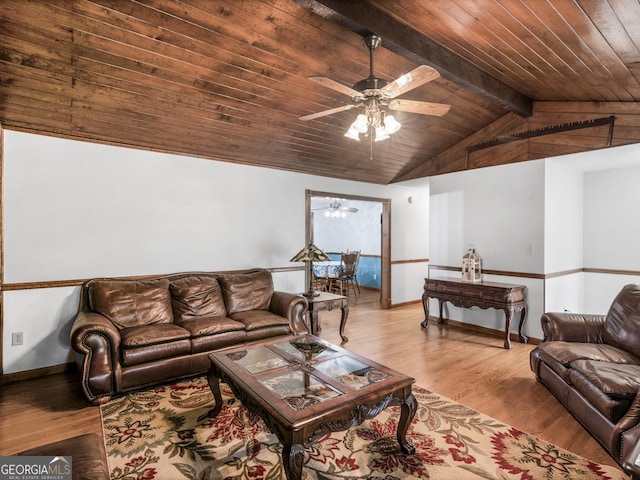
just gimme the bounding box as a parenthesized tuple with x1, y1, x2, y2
(1, 0, 640, 184)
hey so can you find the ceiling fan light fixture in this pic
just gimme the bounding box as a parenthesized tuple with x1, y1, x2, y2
(344, 125, 361, 140)
(374, 125, 390, 141)
(353, 114, 369, 133)
(384, 115, 401, 134)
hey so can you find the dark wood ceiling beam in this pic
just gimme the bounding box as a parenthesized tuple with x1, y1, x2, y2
(292, 0, 532, 117)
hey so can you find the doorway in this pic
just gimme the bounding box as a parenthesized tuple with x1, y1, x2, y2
(305, 189, 391, 309)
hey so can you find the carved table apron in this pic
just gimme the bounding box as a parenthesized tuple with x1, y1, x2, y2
(421, 277, 528, 349)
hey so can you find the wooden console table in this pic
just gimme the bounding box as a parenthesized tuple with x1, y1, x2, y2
(421, 277, 528, 349)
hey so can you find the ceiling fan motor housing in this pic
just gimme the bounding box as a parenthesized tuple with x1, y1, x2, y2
(353, 76, 389, 92)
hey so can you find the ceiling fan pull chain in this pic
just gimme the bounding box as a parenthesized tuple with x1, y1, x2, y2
(370, 133, 374, 161)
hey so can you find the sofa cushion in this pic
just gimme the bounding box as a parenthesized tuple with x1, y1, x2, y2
(218, 270, 274, 315)
(178, 316, 245, 337)
(120, 324, 191, 366)
(89, 278, 173, 329)
(170, 275, 227, 322)
(230, 309, 290, 331)
(603, 284, 640, 358)
(191, 330, 247, 354)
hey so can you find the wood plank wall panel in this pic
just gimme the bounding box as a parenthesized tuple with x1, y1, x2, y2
(1, 0, 640, 183)
(0, 0, 509, 184)
(397, 102, 640, 180)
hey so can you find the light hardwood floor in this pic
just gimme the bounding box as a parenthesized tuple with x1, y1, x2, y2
(0, 288, 623, 473)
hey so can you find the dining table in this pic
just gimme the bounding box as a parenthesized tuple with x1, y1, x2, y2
(313, 261, 342, 278)
(312, 261, 343, 293)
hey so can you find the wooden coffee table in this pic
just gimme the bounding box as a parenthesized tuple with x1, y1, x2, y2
(207, 334, 416, 480)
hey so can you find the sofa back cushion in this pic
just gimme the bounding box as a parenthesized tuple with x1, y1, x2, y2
(603, 284, 640, 358)
(218, 270, 273, 315)
(170, 275, 227, 322)
(89, 278, 173, 329)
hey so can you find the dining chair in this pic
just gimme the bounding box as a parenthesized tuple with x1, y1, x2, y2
(335, 250, 361, 296)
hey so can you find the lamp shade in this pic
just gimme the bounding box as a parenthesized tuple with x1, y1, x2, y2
(290, 243, 331, 263)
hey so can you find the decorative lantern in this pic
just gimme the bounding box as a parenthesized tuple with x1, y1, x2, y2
(461, 246, 482, 283)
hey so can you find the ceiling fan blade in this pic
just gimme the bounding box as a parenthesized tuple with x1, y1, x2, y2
(380, 65, 440, 98)
(389, 99, 450, 117)
(299, 104, 356, 121)
(342, 207, 359, 213)
(308, 76, 361, 98)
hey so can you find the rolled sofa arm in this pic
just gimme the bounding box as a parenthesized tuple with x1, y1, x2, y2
(70, 311, 122, 405)
(618, 391, 640, 477)
(269, 291, 309, 334)
(541, 312, 606, 343)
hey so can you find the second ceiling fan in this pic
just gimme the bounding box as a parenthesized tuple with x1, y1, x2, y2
(300, 34, 451, 141)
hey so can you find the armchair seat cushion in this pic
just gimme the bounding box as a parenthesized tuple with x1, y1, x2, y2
(571, 360, 640, 399)
(568, 367, 633, 423)
(120, 324, 191, 366)
(536, 341, 640, 366)
(535, 341, 640, 384)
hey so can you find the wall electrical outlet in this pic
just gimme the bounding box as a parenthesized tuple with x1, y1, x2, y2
(12, 332, 23, 346)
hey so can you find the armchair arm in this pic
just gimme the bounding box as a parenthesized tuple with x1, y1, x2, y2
(70, 311, 122, 405)
(269, 291, 309, 334)
(541, 312, 606, 343)
(617, 391, 640, 476)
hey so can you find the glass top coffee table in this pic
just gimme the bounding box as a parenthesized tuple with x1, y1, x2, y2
(207, 334, 416, 480)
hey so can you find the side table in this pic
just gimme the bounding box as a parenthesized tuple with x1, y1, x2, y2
(306, 291, 349, 342)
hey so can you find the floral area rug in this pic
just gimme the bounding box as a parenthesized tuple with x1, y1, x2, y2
(100, 376, 628, 480)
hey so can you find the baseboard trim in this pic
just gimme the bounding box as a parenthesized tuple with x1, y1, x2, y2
(2, 362, 76, 384)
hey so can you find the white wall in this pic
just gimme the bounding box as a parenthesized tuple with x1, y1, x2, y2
(312, 199, 383, 255)
(429, 160, 545, 274)
(429, 144, 640, 340)
(2, 130, 430, 373)
(429, 160, 546, 339)
(582, 163, 640, 313)
(544, 161, 584, 273)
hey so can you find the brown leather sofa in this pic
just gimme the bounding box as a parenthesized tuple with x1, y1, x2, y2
(530, 284, 640, 478)
(71, 269, 307, 405)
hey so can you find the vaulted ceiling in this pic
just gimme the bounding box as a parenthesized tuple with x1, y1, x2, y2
(1, 1, 640, 184)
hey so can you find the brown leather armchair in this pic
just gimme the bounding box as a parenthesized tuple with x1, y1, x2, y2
(530, 284, 640, 478)
(71, 269, 307, 405)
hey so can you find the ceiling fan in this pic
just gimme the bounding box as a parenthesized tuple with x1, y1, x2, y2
(299, 34, 451, 141)
(312, 199, 359, 218)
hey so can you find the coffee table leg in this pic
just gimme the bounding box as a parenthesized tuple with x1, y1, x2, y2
(397, 393, 417, 454)
(282, 442, 305, 480)
(206, 366, 223, 418)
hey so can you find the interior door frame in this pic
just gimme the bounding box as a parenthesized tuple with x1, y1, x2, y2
(306, 189, 391, 309)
